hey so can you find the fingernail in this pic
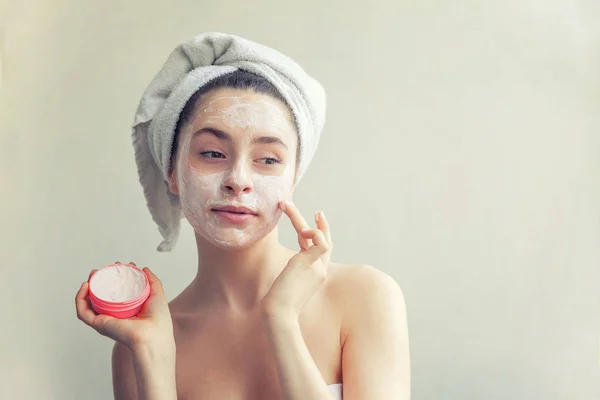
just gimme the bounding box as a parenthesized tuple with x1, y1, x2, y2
(279, 201, 286, 211)
(320, 211, 325, 219)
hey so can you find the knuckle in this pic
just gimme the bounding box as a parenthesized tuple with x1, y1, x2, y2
(300, 258, 314, 269)
(314, 267, 327, 282)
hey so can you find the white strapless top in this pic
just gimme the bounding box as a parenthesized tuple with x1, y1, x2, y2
(328, 383, 343, 399)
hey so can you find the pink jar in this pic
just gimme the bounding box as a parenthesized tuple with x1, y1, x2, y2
(88, 262, 150, 319)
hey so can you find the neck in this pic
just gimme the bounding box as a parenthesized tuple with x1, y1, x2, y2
(190, 227, 293, 313)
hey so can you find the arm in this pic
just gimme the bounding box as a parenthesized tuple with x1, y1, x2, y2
(263, 264, 411, 400)
(112, 341, 177, 400)
(340, 265, 411, 399)
(260, 202, 337, 400)
(261, 203, 410, 398)
(112, 343, 137, 400)
(262, 312, 337, 400)
(75, 267, 177, 400)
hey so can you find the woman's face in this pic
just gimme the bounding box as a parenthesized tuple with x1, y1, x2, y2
(169, 88, 298, 250)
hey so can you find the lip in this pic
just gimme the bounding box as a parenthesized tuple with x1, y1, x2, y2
(213, 210, 258, 224)
(212, 205, 258, 215)
(212, 205, 259, 224)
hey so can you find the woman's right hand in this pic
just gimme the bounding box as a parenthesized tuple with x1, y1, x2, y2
(75, 267, 175, 351)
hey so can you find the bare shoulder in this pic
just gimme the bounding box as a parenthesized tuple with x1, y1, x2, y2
(326, 262, 405, 302)
(111, 342, 138, 400)
(325, 263, 407, 340)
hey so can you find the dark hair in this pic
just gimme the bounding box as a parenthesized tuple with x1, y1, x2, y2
(170, 70, 296, 172)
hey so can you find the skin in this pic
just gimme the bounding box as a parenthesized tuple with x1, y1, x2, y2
(175, 94, 297, 251)
(75, 88, 411, 399)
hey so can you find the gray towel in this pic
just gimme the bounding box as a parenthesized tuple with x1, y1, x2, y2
(131, 32, 326, 252)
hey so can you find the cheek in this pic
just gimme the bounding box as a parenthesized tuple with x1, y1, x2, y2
(253, 175, 294, 211)
(179, 164, 223, 203)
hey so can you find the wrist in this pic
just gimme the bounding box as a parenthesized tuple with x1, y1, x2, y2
(130, 336, 176, 361)
(260, 297, 299, 319)
(261, 307, 300, 332)
(130, 340, 177, 381)
(130, 339, 178, 400)
(126, 323, 175, 350)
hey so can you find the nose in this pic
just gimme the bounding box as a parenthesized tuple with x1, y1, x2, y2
(221, 161, 253, 196)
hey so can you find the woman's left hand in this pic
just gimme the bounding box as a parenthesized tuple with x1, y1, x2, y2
(261, 200, 333, 321)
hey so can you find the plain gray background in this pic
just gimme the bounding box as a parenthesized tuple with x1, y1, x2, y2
(1, 0, 599, 399)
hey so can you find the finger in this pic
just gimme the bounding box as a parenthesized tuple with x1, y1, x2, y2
(84, 270, 99, 315)
(298, 232, 312, 252)
(140, 267, 170, 317)
(301, 229, 327, 249)
(281, 201, 312, 250)
(315, 211, 332, 246)
(143, 267, 169, 302)
(86, 296, 98, 316)
(298, 231, 310, 251)
(299, 229, 329, 261)
(281, 200, 310, 233)
(75, 282, 97, 326)
(143, 267, 162, 291)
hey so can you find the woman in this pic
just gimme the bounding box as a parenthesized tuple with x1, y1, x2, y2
(75, 32, 410, 400)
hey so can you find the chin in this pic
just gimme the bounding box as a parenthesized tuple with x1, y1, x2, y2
(199, 222, 278, 251)
(212, 239, 256, 252)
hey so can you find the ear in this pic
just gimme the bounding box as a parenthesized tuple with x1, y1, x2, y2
(168, 168, 179, 195)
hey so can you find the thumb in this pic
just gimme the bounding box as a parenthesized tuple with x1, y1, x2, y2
(143, 267, 166, 299)
(140, 267, 171, 316)
(301, 246, 326, 266)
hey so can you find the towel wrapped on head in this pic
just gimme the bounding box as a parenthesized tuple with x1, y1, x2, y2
(131, 32, 326, 252)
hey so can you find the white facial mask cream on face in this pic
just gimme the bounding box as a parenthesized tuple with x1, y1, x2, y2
(89, 264, 147, 302)
(175, 95, 297, 250)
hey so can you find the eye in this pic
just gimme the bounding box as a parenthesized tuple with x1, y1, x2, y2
(258, 157, 281, 165)
(200, 151, 226, 159)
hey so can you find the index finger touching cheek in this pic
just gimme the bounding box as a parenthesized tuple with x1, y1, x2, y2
(280, 200, 310, 234)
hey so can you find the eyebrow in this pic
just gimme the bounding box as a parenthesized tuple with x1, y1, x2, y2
(192, 127, 288, 150)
